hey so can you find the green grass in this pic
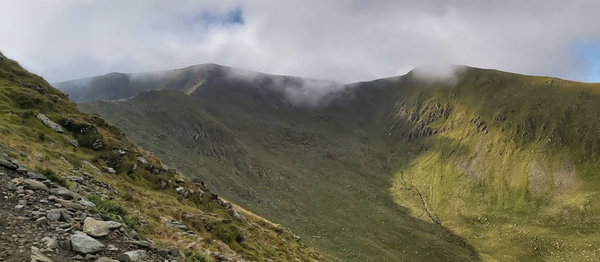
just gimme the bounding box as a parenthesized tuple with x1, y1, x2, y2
(38, 168, 71, 188)
(185, 250, 209, 262)
(87, 194, 138, 230)
(78, 66, 600, 262)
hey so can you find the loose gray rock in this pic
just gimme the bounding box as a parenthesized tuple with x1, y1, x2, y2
(41, 237, 59, 249)
(232, 209, 245, 221)
(79, 198, 97, 208)
(116, 250, 149, 262)
(5, 180, 17, 191)
(82, 160, 101, 174)
(105, 221, 122, 230)
(58, 199, 86, 210)
(63, 135, 79, 147)
(0, 159, 17, 170)
(51, 186, 80, 200)
(127, 241, 151, 248)
(16, 166, 28, 174)
(70, 231, 105, 254)
(136, 157, 148, 164)
(27, 172, 48, 180)
(83, 217, 110, 237)
(22, 179, 50, 191)
(106, 167, 116, 174)
(128, 230, 140, 240)
(91, 139, 104, 150)
(31, 246, 54, 262)
(95, 257, 118, 262)
(37, 113, 64, 133)
(47, 208, 70, 222)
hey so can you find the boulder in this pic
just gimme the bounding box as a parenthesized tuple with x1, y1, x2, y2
(22, 179, 50, 191)
(70, 231, 105, 254)
(83, 217, 110, 237)
(116, 250, 149, 262)
(37, 113, 64, 133)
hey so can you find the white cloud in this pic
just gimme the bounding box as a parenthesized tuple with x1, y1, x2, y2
(0, 0, 599, 83)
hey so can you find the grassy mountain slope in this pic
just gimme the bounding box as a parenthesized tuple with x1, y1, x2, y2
(80, 90, 478, 262)
(78, 70, 479, 261)
(382, 69, 600, 261)
(75, 64, 600, 262)
(0, 52, 330, 262)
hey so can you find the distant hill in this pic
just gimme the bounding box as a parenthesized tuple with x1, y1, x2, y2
(53, 64, 345, 109)
(65, 63, 600, 261)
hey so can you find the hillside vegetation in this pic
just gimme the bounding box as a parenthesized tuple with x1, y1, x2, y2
(0, 51, 330, 262)
(75, 64, 600, 262)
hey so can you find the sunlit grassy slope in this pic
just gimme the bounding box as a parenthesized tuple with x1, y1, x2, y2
(77, 64, 600, 262)
(0, 52, 330, 262)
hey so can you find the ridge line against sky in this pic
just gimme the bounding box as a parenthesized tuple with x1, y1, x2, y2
(0, 0, 599, 83)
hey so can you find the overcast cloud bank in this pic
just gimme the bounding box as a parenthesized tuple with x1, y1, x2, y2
(0, 0, 599, 83)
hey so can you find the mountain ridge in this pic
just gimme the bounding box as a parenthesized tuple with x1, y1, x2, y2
(72, 64, 600, 262)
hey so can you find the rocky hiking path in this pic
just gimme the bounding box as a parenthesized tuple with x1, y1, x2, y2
(0, 155, 186, 262)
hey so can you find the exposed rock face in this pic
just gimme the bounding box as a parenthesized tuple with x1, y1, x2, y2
(70, 231, 105, 254)
(83, 217, 110, 237)
(37, 113, 64, 133)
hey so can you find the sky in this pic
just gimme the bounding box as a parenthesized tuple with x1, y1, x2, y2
(0, 0, 599, 84)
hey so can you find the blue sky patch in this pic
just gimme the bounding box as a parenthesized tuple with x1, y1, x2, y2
(184, 7, 245, 27)
(574, 42, 600, 83)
